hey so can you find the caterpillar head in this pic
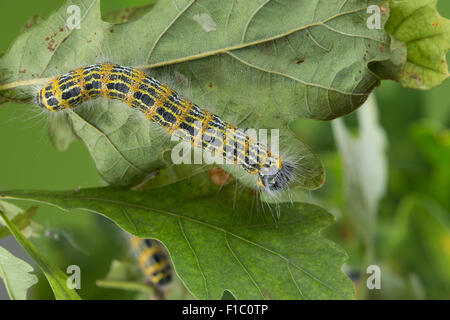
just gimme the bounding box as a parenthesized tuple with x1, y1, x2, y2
(258, 159, 295, 193)
(37, 73, 83, 112)
(37, 80, 64, 112)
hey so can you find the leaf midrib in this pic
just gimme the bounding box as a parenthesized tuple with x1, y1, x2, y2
(0, 5, 372, 91)
(178, 217, 209, 299)
(140, 6, 372, 69)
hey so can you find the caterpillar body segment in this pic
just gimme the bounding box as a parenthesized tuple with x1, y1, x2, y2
(130, 236, 173, 287)
(37, 63, 294, 192)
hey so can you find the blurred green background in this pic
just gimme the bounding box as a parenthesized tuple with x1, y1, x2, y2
(0, 0, 449, 299)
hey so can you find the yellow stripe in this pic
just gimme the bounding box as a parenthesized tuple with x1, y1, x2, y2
(138, 247, 159, 266)
(144, 260, 169, 276)
(38, 63, 287, 189)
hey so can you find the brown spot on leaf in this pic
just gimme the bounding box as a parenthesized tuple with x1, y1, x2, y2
(209, 168, 232, 186)
(406, 71, 423, 82)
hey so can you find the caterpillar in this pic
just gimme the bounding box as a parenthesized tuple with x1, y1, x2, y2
(37, 63, 295, 192)
(130, 236, 173, 288)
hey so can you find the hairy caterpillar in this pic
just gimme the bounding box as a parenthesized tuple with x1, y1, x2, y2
(130, 236, 173, 288)
(37, 63, 295, 192)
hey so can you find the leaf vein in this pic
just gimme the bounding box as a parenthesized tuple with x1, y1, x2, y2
(225, 232, 266, 299)
(40, 0, 97, 75)
(322, 23, 387, 44)
(178, 217, 209, 299)
(286, 261, 305, 299)
(406, 59, 449, 75)
(0, 7, 371, 90)
(241, 0, 273, 44)
(1, 194, 343, 296)
(226, 51, 366, 97)
(392, 1, 434, 35)
(146, 0, 197, 64)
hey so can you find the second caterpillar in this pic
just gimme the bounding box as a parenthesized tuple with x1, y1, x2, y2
(130, 236, 173, 289)
(37, 63, 294, 192)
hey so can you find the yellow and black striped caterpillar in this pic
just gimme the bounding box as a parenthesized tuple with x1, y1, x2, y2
(37, 63, 294, 192)
(130, 236, 172, 287)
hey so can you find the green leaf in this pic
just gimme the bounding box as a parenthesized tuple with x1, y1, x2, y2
(95, 259, 156, 296)
(387, 195, 450, 298)
(331, 94, 388, 244)
(0, 204, 38, 239)
(0, 200, 24, 219)
(0, 210, 81, 300)
(96, 258, 161, 298)
(0, 0, 391, 188)
(0, 173, 354, 299)
(0, 246, 38, 300)
(102, 2, 157, 24)
(101, 259, 140, 282)
(48, 112, 79, 151)
(20, 15, 43, 34)
(411, 123, 450, 170)
(369, 34, 407, 81)
(410, 123, 450, 209)
(385, 0, 450, 89)
(68, 101, 170, 186)
(221, 290, 236, 300)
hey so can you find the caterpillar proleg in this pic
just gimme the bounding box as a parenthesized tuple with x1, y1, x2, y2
(37, 63, 295, 193)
